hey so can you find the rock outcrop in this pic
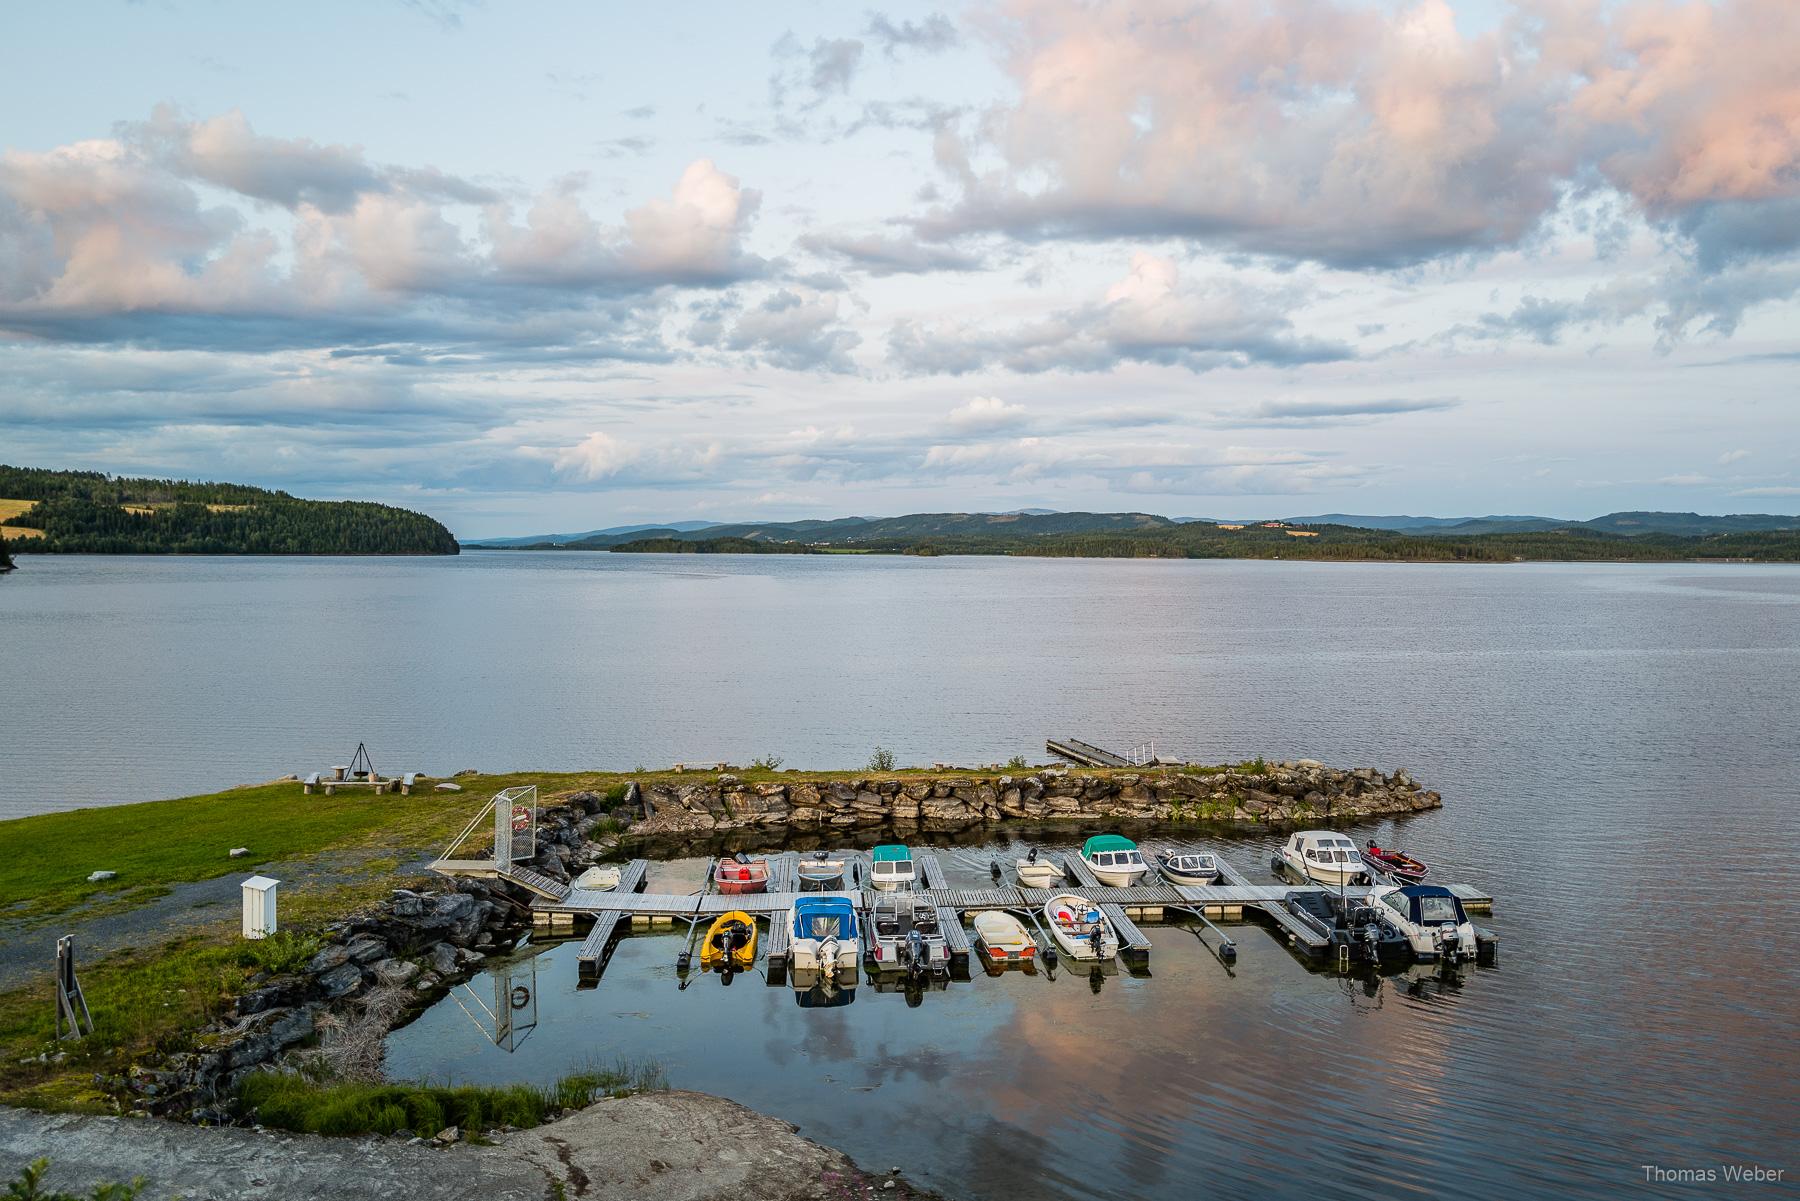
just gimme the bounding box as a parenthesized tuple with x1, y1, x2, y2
(634, 764, 1440, 835)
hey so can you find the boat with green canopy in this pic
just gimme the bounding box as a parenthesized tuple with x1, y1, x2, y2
(869, 844, 916, 891)
(1081, 834, 1148, 887)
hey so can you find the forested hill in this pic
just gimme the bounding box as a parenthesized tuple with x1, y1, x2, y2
(0, 466, 458, 556)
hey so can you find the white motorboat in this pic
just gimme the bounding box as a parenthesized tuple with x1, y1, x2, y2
(1370, 884, 1480, 963)
(1155, 850, 1221, 885)
(572, 865, 622, 892)
(972, 911, 1037, 963)
(1081, 835, 1148, 887)
(1043, 893, 1119, 961)
(1276, 830, 1371, 886)
(787, 896, 861, 977)
(869, 844, 916, 892)
(868, 894, 951, 975)
(1014, 847, 1065, 887)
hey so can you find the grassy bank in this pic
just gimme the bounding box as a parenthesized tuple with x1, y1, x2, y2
(238, 1058, 668, 1137)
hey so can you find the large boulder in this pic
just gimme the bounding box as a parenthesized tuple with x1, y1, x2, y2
(315, 963, 363, 999)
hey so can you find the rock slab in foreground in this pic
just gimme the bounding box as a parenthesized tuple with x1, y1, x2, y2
(0, 1092, 938, 1201)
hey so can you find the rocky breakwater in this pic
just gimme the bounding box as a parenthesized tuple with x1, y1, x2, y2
(634, 762, 1442, 835)
(123, 792, 626, 1122)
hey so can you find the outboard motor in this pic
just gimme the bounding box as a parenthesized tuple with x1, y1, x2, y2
(906, 928, 925, 976)
(819, 937, 840, 977)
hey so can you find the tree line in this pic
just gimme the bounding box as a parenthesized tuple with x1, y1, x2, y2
(0, 465, 458, 556)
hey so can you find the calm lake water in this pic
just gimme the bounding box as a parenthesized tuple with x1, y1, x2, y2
(5, 553, 1798, 1197)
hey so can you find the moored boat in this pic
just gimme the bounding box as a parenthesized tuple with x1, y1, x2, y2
(1043, 893, 1119, 961)
(796, 851, 846, 886)
(1014, 847, 1065, 887)
(1282, 890, 1409, 964)
(1370, 884, 1479, 963)
(869, 844, 916, 891)
(1154, 850, 1220, 885)
(572, 864, 622, 892)
(699, 910, 758, 971)
(1276, 830, 1371, 886)
(972, 911, 1037, 963)
(869, 894, 950, 975)
(1081, 835, 1148, 887)
(787, 895, 861, 977)
(714, 855, 770, 895)
(1361, 841, 1430, 883)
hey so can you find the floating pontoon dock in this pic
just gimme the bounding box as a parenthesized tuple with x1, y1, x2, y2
(433, 840, 1498, 985)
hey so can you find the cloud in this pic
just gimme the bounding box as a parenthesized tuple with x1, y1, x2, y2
(910, 0, 1800, 273)
(541, 431, 724, 485)
(770, 33, 866, 108)
(1729, 485, 1800, 498)
(888, 252, 1351, 375)
(798, 229, 986, 275)
(1719, 450, 1750, 465)
(709, 287, 863, 373)
(864, 13, 958, 57)
(1657, 473, 1712, 486)
(946, 396, 1028, 433)
(1224, 396, 1460, 427)
(0, 114, 764, 359)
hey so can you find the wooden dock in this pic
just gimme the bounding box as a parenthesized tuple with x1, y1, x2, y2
(1045, 737, 1131, 768)
(430, 845, 1499, 984)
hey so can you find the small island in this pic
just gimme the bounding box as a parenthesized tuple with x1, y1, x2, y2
(0, 465, 459, 557)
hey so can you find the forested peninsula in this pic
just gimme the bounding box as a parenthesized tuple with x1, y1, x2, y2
(584, 511, 1800, 563)
(0, 466, 458, 556)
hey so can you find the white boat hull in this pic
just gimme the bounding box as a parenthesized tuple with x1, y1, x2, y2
(790, 938, 860, 975)
(1086, 860, 1148, 888)
(1280, 850, 1365, 886)
(1015, 862, 1064, 887)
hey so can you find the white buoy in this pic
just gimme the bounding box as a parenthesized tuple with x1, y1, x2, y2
(242, 875, 279, 939)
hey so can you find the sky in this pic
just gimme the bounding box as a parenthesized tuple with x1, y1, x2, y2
(1, 0, 1797, 537)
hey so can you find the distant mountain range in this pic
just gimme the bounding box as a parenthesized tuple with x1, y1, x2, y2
(469, 509, 1800, 548)
(464, 520, 722, 547)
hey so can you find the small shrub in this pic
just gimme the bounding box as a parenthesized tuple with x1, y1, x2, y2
(749, 754, 784, 772)
(239, 928, 321, 975)
(1005, 755, 1028, 771)
(867, 746, 895, 772)
(4, 1159, 143, 1201)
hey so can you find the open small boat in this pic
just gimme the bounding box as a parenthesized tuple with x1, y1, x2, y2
(700, 911, 757, 971)
(1014, 847, 1065, 887)
(1081, 835, 1148, 887)
(572, 864, 622, 892)
(1361, 841, 1430, 883)
(714, 855, 770, 895)
(1155, 850, 1220, 886)
(1283, 890, 1409, 964)
(869, 844, 916, 892)
(869, 894, 950, 975)
(1043, 893, 1119, 961)
(787, 896, 861, 977)
(1276, 831, 1370, 886)
(797, 851, 846, 886)
(973, 911, 1037, 963)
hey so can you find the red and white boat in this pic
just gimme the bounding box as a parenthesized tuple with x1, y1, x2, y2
(714, 856, 770, 895)
(1361, 841, 1430, 883)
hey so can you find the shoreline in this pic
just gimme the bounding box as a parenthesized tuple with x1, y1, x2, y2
(0, 761, 1436, 1198)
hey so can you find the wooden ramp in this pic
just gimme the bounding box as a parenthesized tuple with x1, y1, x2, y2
(1046, 737, 1130, 768)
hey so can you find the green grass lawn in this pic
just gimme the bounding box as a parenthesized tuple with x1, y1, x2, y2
(0, 770, 647, 919)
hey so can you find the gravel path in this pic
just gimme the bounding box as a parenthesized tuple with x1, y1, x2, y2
(0, 848, 436, 992)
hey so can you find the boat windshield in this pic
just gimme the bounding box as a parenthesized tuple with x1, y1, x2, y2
(802, 915, 846, 939)
(1418, 895, 1461, 924)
